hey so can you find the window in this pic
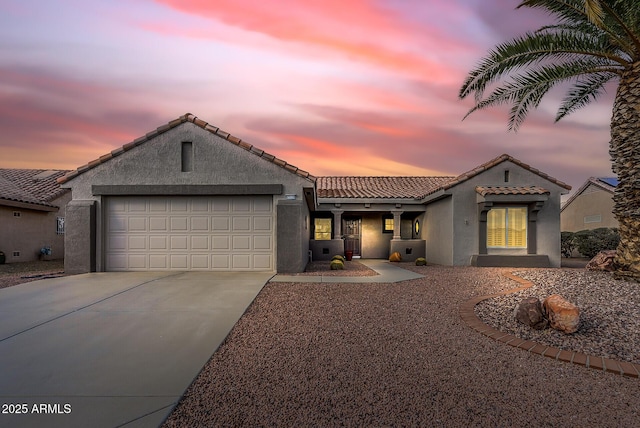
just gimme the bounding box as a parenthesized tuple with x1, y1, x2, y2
(56, 217, 65, 235)
(487, 207, 527, 248)
(314, 218, 332, 240)
(584, 214, 602, 224)
(382, 216, 394, 233)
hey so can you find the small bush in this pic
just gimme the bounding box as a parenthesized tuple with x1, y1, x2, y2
(330, 260, 344, 270)
(560, 231, 576, 258)
(573, 228, 620, 259)
(415, 257, 427, 266)
(332, 255, 345, 262)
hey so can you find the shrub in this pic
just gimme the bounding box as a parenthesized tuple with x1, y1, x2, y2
(560, 232, 576, 258)
(332, 255, 345, 263)
(415, 257, 427, 266)
(330, 260, 344, 270)
(573, 228, 620, 259)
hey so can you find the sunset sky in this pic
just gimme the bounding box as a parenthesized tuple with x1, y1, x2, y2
(0, 0, 618, 193)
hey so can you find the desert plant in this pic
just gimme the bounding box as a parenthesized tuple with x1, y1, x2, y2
(330, 259, 344, 270)
(332, 255, 345, 263)
(573, 228, 620, 259)
(560, 232, 576, 258)
(415, 257, 427, 266)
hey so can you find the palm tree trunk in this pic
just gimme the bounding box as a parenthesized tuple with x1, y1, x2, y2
(609, 61, 640, 280)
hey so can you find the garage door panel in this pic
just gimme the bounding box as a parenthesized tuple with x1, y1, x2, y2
(106, 196, 274, 271)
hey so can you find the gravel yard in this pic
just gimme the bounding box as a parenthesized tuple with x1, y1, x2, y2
(163, 265, 640, 427)
(0, 260, 65, 289)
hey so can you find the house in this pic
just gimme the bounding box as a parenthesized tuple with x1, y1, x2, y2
(58, 113, 571, 274)
(561, 177, 618, 232)
(0, 169, 71, 263)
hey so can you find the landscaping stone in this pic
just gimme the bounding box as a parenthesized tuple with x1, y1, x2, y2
(585, 250, 617, 271)
(543, 294, 580, 334)
(389, 251, 402, 262)
(513, 297, 548, 330)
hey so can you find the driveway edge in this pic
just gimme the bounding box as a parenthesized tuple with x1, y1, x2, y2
(460, 272, 640, 378)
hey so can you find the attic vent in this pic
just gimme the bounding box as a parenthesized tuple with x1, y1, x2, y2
(182, 142, 193, 172)
(504, 170, 510, 183)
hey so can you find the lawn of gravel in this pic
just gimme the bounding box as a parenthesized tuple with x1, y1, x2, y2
(163, 264, 640, 427)
(0, 259, 65, 289)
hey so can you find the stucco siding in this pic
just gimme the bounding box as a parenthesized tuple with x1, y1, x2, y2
(561, 184, 617, 232)
(361, 214, 392, 259)
(424, 197, 453, 265)
(0, 192, 70, 263)
(62, 122, 313, 272)
(449, 160, 566, 267)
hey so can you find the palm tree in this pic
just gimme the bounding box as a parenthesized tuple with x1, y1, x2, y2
(459, 0, 640, 280)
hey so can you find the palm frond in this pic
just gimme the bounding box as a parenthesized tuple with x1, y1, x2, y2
(556, 71, 617, 120)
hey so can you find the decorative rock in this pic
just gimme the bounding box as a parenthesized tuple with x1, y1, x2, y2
(415, 257, 427, 266)
(330, 260, 344, 270)
(586, 250, 616, 271)
(513, 297, 548, 330)
(543, 294, 580, 334)
(389, 252, 402, 262)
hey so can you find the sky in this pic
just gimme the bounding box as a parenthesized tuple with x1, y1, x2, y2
(0, 0, 618, 194)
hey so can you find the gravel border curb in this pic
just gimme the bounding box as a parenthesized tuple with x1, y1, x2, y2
(460, 272, 640, 378)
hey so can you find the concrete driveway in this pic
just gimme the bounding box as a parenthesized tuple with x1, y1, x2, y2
(0, 271, 272, 428)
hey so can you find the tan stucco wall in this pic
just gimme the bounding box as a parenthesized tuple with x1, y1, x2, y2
(0, 192, 71, 263)
(361, 214, 393, 258)
(424, 197, 453, 265)
(561, 185, 617, 232)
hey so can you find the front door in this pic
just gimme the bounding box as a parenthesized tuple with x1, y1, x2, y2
(343, 217, 362, 257)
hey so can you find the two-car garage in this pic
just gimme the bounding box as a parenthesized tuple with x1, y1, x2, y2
(105, 195, 274, 271)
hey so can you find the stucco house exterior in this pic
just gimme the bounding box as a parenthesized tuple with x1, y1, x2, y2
(58, 113, 571, 274)
(0, 169, 71, 263)
(561, 177, 618, 232)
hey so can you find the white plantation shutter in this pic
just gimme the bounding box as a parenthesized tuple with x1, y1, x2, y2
(487, 208, 506, 247)
(507, 207, 527, 248)
(487, 207, 527, 248)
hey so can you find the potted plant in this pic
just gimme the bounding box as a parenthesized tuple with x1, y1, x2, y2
(40, 246, 52, 261)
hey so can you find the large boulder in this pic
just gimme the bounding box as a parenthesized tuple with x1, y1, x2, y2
(514, 297, 548, 330)
(543, 294, 580, 334)
(585, 249, 616, 271)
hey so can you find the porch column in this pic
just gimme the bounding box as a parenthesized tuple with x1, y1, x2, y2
(331, 209, 343, 238)
(391, 210, 403, 239)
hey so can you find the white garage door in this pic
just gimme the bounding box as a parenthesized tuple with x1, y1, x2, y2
(105, 196, 274, 271)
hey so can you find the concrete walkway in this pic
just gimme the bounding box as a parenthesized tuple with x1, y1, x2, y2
(270, 259, 424, 283)
(0, 271, 271, 428)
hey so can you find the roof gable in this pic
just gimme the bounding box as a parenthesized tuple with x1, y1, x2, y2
(58, 113, 315, 184)
(0, 169, 70, 208)
(561, 176, 616, 211)
(423, 154, 571, 197)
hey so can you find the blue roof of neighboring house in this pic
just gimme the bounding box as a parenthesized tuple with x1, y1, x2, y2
(598, 177, 619, 187)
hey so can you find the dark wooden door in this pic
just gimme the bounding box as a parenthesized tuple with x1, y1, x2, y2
(343, 217, 362, 256)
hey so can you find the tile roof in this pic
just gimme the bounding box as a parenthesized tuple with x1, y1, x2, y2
(475, 186, 550, 196)
(58, 113, 315, 184)
(0, 169, 70, 208)
(423, 154, 571, 197)
(317, 176, 454, 199)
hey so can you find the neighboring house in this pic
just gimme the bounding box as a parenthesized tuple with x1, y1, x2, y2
(560, 177, 618, 232)
(58, 113, 571, 274)
(0, 169, 71, 263)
